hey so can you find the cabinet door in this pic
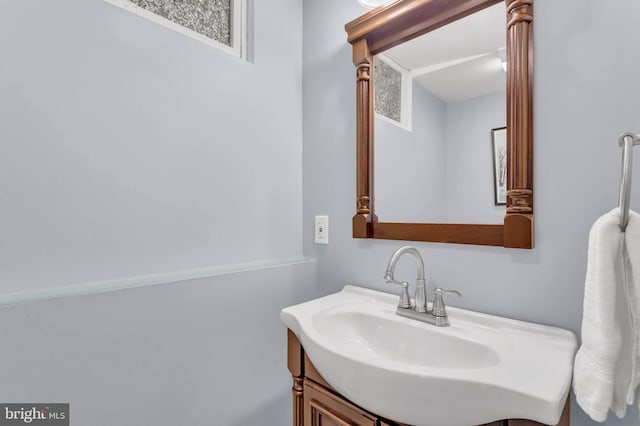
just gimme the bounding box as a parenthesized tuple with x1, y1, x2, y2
(304, 380, 378, 426)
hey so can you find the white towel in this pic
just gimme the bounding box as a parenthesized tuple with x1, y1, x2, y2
(624, 210, 640, 407)
(573, 208, 640, 421)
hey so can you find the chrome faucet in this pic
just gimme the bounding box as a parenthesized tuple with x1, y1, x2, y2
(384, 246, 461, 327)
(384, 246, 428, 312)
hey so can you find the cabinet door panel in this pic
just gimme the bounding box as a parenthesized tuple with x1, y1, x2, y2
(304, 380, 377, 426)
(308, 399, 355, 426)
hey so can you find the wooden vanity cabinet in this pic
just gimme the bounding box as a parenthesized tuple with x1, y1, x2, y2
(287, 330, 569, 426)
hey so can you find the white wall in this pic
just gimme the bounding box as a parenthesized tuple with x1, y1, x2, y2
(375, 83, 505, 224)
(0, 0, 303, 294)
(445, 91, 506, 223)
(302, 0, 640, 425)
(0, 262, 319, 426)
(0, 0, 315, 424)
(375, 81, 447, 222)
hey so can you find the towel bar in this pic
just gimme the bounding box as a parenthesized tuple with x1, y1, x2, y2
(618, 132, 640, 231)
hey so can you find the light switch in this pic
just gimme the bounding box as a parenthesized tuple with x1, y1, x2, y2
(315, 215, 329, 244)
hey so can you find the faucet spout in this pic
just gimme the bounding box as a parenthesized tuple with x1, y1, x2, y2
(384, 246, 425, 282)
(384, 246, 427, 312)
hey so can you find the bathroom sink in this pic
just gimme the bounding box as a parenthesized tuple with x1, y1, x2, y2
(280, 285, 577, 426)
(313, 309, 500, 370)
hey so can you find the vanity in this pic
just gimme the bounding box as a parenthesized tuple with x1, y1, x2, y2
(286, 332, 570, 426)
(282, 285, 577, 426)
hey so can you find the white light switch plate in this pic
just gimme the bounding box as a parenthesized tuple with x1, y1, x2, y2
(315, 216, 329, 244)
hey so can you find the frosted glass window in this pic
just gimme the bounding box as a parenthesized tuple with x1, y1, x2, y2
(128, 0, 232, 45)
(374, 55, 411, 130)
(106, 0, 247, 58)
(374, 58, 402, 123)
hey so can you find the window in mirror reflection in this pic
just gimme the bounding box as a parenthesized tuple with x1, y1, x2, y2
(374, 1, 507, 224)
(374, 55, 411, 130)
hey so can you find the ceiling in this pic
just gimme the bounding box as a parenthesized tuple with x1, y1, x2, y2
(382, 2, 506, 103)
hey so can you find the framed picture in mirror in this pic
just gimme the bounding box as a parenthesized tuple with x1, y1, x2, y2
(492, 126, 507, 205)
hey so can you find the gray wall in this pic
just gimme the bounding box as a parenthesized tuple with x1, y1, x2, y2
(376, 81, 447, 222)
(376, 83, 506, 224)
(445, 90, 506, 223)
(0, 0, 303, 293)
(302, 0, 640, 425)
(0, 262, 319, 426)
(0, 0, 316, 424)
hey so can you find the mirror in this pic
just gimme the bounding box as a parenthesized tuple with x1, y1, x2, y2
(345, 0, 534, 248)
(374, 3, 506, 224)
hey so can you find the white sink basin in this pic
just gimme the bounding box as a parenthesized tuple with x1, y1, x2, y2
(280, 285, 577, 426)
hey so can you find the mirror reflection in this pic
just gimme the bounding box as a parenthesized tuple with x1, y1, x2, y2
(374, 2, 506, 224)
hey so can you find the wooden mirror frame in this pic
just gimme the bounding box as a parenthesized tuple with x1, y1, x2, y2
(345, 0, 533, 249)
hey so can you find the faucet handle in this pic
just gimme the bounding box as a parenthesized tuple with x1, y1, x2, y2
(432, 287, 462, 317)
(386, 279, 412, 309)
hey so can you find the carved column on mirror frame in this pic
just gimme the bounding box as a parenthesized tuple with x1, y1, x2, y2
(353, 38, 377, 238)
(505, 0, 534, 248)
